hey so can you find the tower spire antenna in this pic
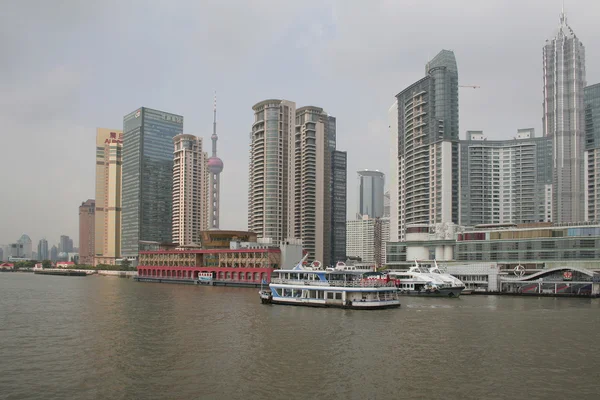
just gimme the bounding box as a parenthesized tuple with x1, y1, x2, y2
(211, 91, 218, 157)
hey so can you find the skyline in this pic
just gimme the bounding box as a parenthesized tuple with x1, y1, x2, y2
(2, 1, 600, 245)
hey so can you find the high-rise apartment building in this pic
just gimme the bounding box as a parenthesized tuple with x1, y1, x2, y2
(37, 239, 48, 261)
(293, 106, 334, 265)
(585, 83, 600, 221)
(357, 170, 385, 218)
(346, 216, 389, 267)
(172, 134, 209, 246)
(78, 199, 95, 264)
(249, 100, 296, 243)
(459, 130, 553, 226)
(390, 49, 459, 241)
(331, 150, 347, 263)
(543, 11, 586, 223)
(50, 245, 58, 262)
(121, 107, 183, 257)
(94, 128, 123, 265)
(249, 100, 346, 265)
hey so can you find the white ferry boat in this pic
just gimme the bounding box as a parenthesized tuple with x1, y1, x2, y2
(259, 259, 400, 310)
(386, 261, 465, 298)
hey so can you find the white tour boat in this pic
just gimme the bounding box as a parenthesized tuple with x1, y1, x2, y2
(386, 261, 465, 298)
(259, 258, 400, 310)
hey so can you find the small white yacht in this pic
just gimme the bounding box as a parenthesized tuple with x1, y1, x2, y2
(386, 261, 465, 298)
(259, 257, 400, 310)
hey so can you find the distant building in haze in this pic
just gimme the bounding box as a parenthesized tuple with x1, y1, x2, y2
(50, 245, 58, 262)
(585, 83, 600, 221)
(121, 107, 184, 257)
(172, 134, 209, 246)
(94, 128, 123, 265)
(543, 10, 586, 223)
(17, 234, 32, 258)
(79, 199, 95, 265)
(357, 170, 385, 219)
(59, 235, 73, 253)
(37, 239, 48, 260)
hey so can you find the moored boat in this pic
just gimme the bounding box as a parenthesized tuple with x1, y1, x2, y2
(387, 261, 465, 298)
(259, 258, 400, 310)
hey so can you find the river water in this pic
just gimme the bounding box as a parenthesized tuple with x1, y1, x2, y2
(1, 273, 599, 400)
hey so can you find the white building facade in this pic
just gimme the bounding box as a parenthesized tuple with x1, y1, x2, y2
(172, 134, 209, 247)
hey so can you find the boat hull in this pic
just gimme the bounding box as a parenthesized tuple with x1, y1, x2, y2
(397, 286, 464, 298)
(269, 297, 400, 310)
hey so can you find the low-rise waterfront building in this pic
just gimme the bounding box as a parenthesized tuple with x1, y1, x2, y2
(136, 231, 303, 284)
(385, 222, 600, 296)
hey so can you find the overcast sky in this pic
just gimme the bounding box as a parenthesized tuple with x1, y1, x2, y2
(1, 0, 599, 247)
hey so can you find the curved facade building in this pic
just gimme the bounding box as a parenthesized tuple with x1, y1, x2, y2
(391, 49, 459, 241)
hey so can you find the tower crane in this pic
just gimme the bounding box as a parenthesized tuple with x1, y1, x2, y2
(459, 85, 480, 89)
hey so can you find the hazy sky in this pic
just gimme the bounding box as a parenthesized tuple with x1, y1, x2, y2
(1, 0, 599, 247)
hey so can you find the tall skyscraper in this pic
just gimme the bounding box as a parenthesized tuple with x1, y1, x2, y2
(37, 239, 48, 260)
(78, 199, 95, 264)
(121, 107, 184, 257)
(390, 49, 459, 241)
(172, 134, 209, 246)
(249, 99, 296, 243)
(543, 10, 586, 223)
(249, 100, 346, 265)
(357, 170, 385, 218)
(460, 130, 553, 226)
(585, 83, 600, 221)
(208, 95, 224, 229)
(331, 150, 347, 263)
(94, 128, 123, 265)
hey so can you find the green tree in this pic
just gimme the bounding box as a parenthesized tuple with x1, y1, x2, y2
(42, 260, 52, 269)
(121, 259, 131, 270)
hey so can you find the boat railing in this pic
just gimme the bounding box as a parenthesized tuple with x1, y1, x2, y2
(270, 278, 396, 288)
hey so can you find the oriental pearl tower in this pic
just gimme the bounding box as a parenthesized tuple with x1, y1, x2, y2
(208, 93, 224, 229)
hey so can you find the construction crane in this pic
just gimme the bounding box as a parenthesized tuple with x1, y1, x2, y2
(459, 85, 480, 89)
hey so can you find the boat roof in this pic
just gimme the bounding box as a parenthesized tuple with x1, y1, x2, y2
(274, 269, 383, 276)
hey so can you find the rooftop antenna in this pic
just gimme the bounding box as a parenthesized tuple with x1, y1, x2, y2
(212, 91, 217, 157)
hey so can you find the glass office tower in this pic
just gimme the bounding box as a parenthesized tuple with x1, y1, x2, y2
(121, 107, 184, 257)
